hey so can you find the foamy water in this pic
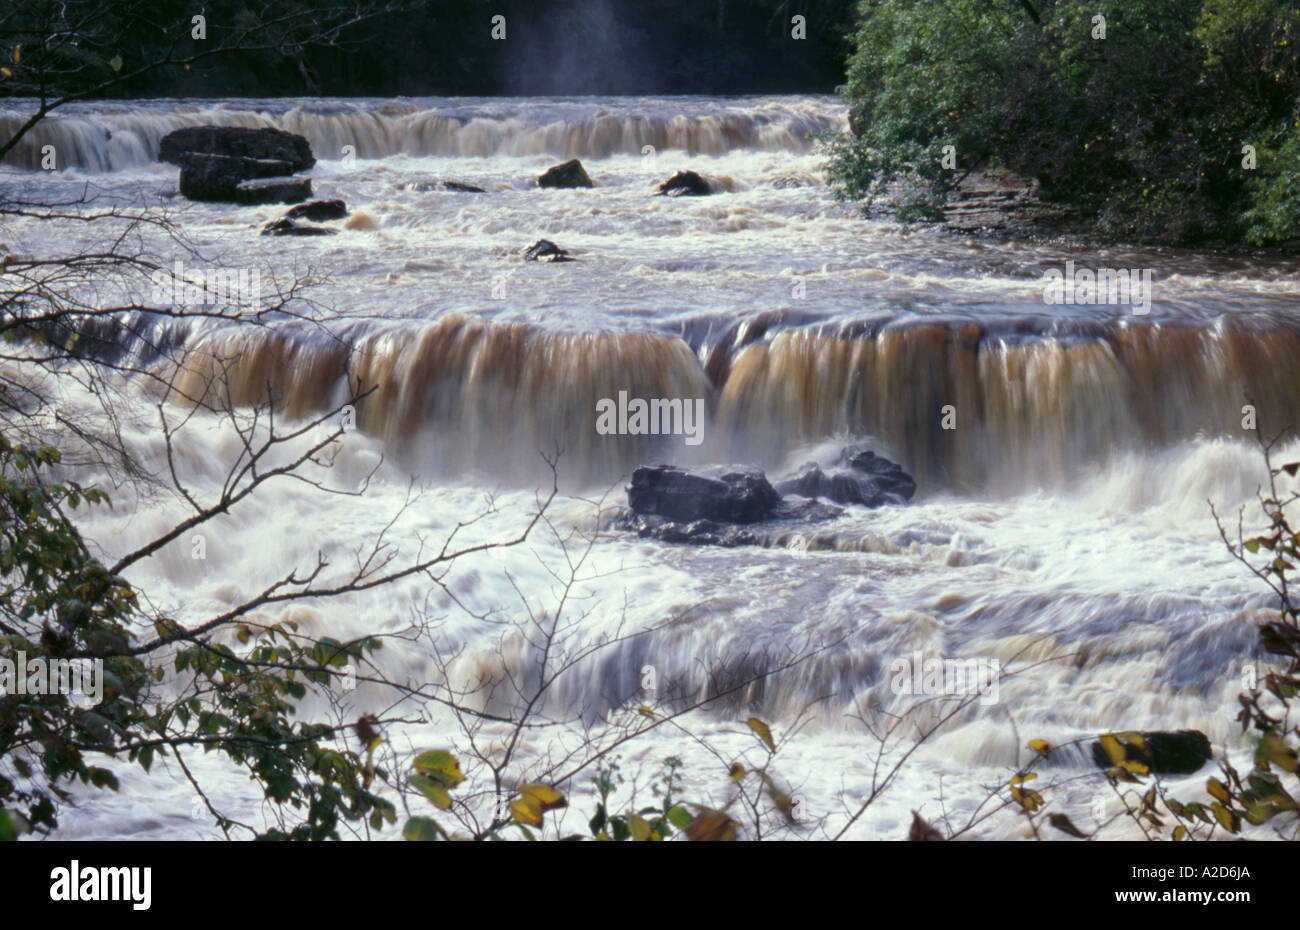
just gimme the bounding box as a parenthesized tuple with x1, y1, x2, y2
(3, 96, 1299, 840)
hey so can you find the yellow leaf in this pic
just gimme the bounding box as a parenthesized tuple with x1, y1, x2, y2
(1098, 733, 1126, 766)
(1, 68, 11, 79)
(1206, 777, 1231, 805)
(518, 782, 567, 815)
(1009, 772, 1038, 787)
(684, 808, 737, 841)
(509, 798, 542, 827)
(410, 774, 452, 810)
(1108, 765, 1142, 784)
(12, 45, 19, 64)
(1211, 801, 1241, 833)
(1173, 825, 1187, 841)
(747, 717, 776, 752)
(413, 750, 464, 788)
(509, 783, 566, 828)
(627, 814, 652, 841)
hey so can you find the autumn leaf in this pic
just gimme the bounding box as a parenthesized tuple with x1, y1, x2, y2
(746, 717, 776, 752)
(413, 749, 464, 788)
(510, 782, 567, 827)
(1047, 813, 1088, 838)
(684, 808, 737, 841)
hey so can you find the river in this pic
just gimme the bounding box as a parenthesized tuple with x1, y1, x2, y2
(2, 95, 1297, 840)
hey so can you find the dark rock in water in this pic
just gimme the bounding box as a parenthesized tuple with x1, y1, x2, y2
(628, 465, 780, 525)
(656, 170, 712, 197)
(178, 153, 293, 202)
(233, 177, 312, 205)
(621, 496, 842, 547)
(523, 239, 573, 262)
(284, 199, 347, 222)
(1089, 730, 1212, 775)
(405, 180, 487, 193)
(537, 159, 593, 189)
(842, 447, 917, 501)
(772, 176, 807, 189)
(624, 513, 763, 548)
(260, 217, 336, 237)
(775, 448, 915, 507)
(160, 125, 315, 172)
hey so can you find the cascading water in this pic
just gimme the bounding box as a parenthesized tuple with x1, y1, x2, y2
(3, 95, 1297, 840)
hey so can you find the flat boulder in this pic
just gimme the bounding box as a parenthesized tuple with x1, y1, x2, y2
(1090, 730, 1213, 775)
(233, 177, 312, 206)
(537, 159, 593, 189)
(178, 153, 294, 202)
(284, 199, 347, 222)
(160, 125, 315, 172)
(656, 170, 712, 197)
(628, 465, 780, 525)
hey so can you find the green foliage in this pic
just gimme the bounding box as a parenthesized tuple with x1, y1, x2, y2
(828, 0, 1300, 245)
(0, 438, 394, 839)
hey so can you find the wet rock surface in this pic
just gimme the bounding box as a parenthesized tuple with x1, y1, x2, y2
(656, 170, 712, 197)
(523, 239, 574, 262)
(232, 176, 312, 205)
(159, 125, 316, 171)
(537, 158, 593, 188)
(618, 448, 912, 547)
(284, 199, 348, 222)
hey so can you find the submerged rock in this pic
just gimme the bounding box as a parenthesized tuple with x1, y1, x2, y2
(404, 180, 487, 193)
(260, 217, 336, 237)
(440, 180, 487, 193)
(160, 125, 315, 172)
(1089, 730, 1212, 775)
(537, 159, 593, 189)
(655, 170, 712, 197)
(627, 465, 780, 524)
(233, 177, 312, 205)
(284, 199, 347, 222)
(523, 239, 573, 262)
